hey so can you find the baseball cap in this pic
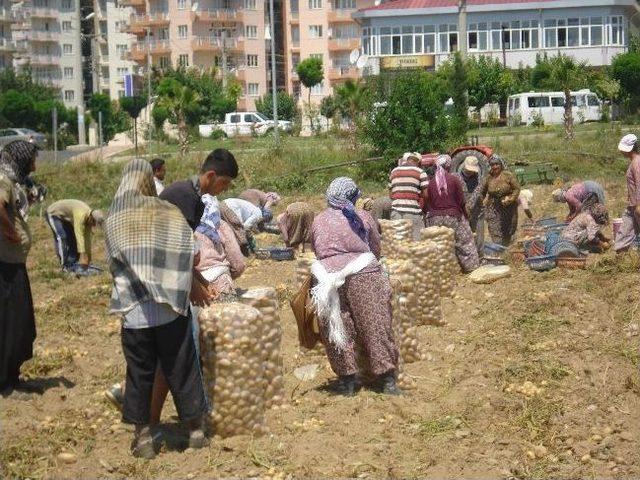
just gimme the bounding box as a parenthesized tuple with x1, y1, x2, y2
(618, 134, 637, 153)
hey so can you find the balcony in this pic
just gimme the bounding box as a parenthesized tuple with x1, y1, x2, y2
(289, 11, 298, 24)
(290, 40, 300, 51)
(119, 0, 145, 6)
(0, 38, 16, 51)
(195, 8, 240, 22)
(30, 30, 61, 42)
(192, 36, 243, 52)
(328, 8, 356, 23)
(128, 12, 169, 30)
(126, 39, 171, 61)
(28, 54, 60, 65)
(30, 7, 59, 19)
(328, 37, 359, 51)
(0, 8, 12, 22)
(328, 65, 358, 82)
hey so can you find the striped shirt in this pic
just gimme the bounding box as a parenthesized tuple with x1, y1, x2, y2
(389, 166, 428, 214)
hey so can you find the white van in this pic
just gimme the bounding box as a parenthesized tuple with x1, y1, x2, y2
(507, 90, 601, 126)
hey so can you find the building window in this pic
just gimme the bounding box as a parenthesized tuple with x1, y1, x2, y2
(590, 17, 603, 46)
(62, 21, 72, 32)
(118, 90, 125, 98)
(247, 54, 258, 67)
(61, 0, 72, 9)
(310, 82, 323, 95)
(309, 25, 323, 38)
(64, 90, 74, 102)
(310, 53, 322, 61)
(63, 67, 73, 79)
(159, 56, 170, 68)
(178, 54, 189, 66)
(334, 0, 355, 8)
(177, 0, 186, 9)
(332, 24, 358, 39)
(291, 26, 300, 45)
(467, 22, 488, 51)
(116, 44, 128, 55)
(437, 24, 458, 53)
(291, 52, 300, 70)
(244, 0, 256, 9)
(117, 67, 128, 76)
(609, 16, 624, 45)
(248, 83, 259, 96)
(178, 25, 188, 39)
(543, 17, 613, 48)
(63, 44, 73, 55)
(245, 25, 257, 38)
(490, 20, 538, 51)
(290, 0, 298, 13)
(309, 0, 321, 9)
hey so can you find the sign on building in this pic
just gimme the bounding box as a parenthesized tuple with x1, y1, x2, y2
(380, 55, 435, 70)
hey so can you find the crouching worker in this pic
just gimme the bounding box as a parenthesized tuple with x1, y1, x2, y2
(103, 159, 208, 459)
(311, 177, 399, 397)
(46, 199, 103, 272)
(561, 203, 611, 253)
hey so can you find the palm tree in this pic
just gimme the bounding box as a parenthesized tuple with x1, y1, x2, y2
(547, 54, 589, 140)
(155, 78, 201, 156)
(334, 79, 367, 149)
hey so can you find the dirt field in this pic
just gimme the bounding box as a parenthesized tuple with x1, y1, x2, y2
(1, 185, 639, 480)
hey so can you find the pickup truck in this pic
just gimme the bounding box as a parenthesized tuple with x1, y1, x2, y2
(199, 111, 292, 138)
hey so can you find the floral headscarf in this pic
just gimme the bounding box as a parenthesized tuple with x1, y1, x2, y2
(326, 177, 367, 241)
(590, 203, 609, 225)
(434, 154, 451, 196)
(196, 194, 221, 243)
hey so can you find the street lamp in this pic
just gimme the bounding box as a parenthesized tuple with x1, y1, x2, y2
(266, 0, 279, 144)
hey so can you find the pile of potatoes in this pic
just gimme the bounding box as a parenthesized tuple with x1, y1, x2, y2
(240, 288, 284, 408)
(199, 303, 267, 438)
(379, 219, 413, 257)
(420, 226, 457, 296)
(409, 241, 444, 326)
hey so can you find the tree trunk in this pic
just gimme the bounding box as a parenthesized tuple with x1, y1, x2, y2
(178, 116, 189, 157)
(564, 89, 574, 140)
(308, 89, 314, 131)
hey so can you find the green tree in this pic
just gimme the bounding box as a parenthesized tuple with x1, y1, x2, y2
(87, 93, 119, 143)
(320, 95, 338, 121)
(120, 95, 148, 149)
(254, 91, 297, 121)
(610, 50, 640, 113)
(334, 80, 368, 148)
(296, 57, 324, 130)
(155, 78, 201, 156)
(450, 52, 469, 140)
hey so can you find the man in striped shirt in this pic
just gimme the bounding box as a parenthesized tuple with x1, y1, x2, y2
(389, 152, 428, 240)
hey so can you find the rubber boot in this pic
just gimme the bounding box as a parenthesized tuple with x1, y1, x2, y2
(333, 374, 359, 397)
(187, 417, 209, 449)
(380, 372, 402, 396)
(131, 425, 156, 459)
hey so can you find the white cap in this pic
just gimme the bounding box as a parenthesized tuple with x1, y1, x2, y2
(618, 133, 637, 153)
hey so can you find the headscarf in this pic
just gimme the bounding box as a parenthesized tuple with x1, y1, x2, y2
(590, 203, 609, 225)
(552, 188, 566, 203)
(104, 159, 194, 316)
(265, 192, 281, 204)
(434, 154, 451, 196)
(489, 154, 506, 169)
(0, 140, 38, 185)
(196, 193, 221, 244)
(326, 177, 367, 241)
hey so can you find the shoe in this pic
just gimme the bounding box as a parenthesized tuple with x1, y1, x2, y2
(380, 372, 402, 396)
(187, 417, 209, 449)
(331, 375, 359, 397)
(131, 426, 156, 459)
(105, 383, 124, 411)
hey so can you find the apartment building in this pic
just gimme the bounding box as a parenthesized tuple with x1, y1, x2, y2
(281, 0, 375, 105)
(355, 0, 640, 72)
(0, 0, 17, 70)
(121, 0, 268, 111)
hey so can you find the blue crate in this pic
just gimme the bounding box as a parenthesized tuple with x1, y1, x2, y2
(525, 254, 557, 271)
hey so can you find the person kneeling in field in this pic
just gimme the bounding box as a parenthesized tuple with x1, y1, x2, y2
(561, 203, 611, 253)
(277, 201, 315, 252)
(310, 177, 400, 396)
(103, 159, 209, 459)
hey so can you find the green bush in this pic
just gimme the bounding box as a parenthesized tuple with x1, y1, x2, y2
(255, 92, 297, 121)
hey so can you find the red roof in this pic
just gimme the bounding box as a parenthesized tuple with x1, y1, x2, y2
(361, 0, 553, 12)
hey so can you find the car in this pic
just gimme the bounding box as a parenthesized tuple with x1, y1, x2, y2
(199, 112, 293, 138)
(0, 128, 48, 149)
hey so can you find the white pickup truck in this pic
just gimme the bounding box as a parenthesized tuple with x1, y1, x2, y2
(199, 111, 292, 138)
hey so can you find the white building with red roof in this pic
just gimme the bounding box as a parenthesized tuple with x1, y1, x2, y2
(353, 0, 640, 70)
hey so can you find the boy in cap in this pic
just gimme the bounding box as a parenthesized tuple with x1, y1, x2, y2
(615, 133, 640, 252)
(389, 152, 428, 240)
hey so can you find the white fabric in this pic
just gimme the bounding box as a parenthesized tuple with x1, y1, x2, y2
(223, 198, 264, 231)
(154, 177, 164, 195)
(618, 134, 637, 153)
(310, 252, 376, 351)
(200, 265, 230, 283)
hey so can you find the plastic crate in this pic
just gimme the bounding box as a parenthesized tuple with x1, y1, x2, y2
(556, 256, 586, 269)
(254, 247, 295, 261)
(535, 217, 560, 227)
(550, 241, 580, 258)
(525, 254, 557, 271)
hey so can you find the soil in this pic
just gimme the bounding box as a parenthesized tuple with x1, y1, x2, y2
(1, 185, 639, 480)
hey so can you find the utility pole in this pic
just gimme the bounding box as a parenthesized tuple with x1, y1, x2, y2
(52, 106, 58, 163)
(269, 0, 279, 144)
(457, 0, 467, 59)
(98, 110, 103, 161)
(221, 29, 227, 89)
(146, 27, 153, 154)
(501, 24, 507, 67)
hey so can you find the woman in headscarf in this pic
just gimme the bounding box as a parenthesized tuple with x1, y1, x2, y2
(103, 159, 208, 459)
(424, 155, 480, 273)
(561, 203, 611, 252)
(552, 180, 605, 222)
(479, 154, 521, 246)
(277, 201, 315, 252)
(239, 189, 281, 223)
(310, 177, 399, 396)
(360, 196, 392, 222)
(0, 140, 38, 394)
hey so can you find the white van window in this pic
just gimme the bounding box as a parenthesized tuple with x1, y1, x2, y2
(551, 97, 564, 107)
(508, 98, 513, 110)
(514, 98, 520, 109)
(587, 95, 599, 106)
(528, 96, 550, 108)
(574, 95, 586, 107)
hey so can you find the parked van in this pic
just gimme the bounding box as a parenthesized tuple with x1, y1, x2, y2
(507, 90, 601, 126)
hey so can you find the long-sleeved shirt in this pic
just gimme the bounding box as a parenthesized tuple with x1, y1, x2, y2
(480, 171, 521, 205)
(564, 181, 604, 216)
(426, 172, 466, 218)
(223, 198, 264, 231)
(46, 199, 92, 254)
(0, 174, 31, 264)
(195, 221, 246, 282)
(627, 156, 640, 207)
(388, 166, 428, 215)
(154, 177, 165, 195)
(311, 208, 381, 274)
(561, 212, 602, 245)
(239, 189, 268, 208)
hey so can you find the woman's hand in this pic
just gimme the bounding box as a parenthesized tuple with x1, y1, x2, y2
(190, 278, 213, 307)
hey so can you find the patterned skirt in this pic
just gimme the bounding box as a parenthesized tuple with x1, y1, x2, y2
(425, 214, 480, 273)
(485, 199, 518, 247)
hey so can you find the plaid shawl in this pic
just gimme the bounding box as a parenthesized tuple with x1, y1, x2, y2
(104, 159, 194, 316)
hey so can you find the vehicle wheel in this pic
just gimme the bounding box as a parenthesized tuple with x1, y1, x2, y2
(451, 149, 491, 176)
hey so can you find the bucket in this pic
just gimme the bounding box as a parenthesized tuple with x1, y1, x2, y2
(613, 218, 623, 240)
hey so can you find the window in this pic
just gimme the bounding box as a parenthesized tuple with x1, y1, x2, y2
(245, 25, 257, 38)
(61, 0, 72, 9)
(334, 0, 355, 8)
(492, 20, 538, 50)
(423, 25, 436, 53)
(246, 54, 258, 67)
(291, 25, 300, 45)
(159, 27, 170, 40)
(230, 114, 241, 123)
(551, 97, 564, 107)
(543, 16, 616, 48)
(310, 82, 323, 95)
(332, 24, 358, 39)
(528, 96, 550, 108)
(290, 0, 298, 13)
(437, 24, 457, 53)
(244, 113, 259, 122)
(587, 95, 599, 107)
(178, 25, 187, 39)
(178, 54, 189, 66)
(160, 56, 170, 68)
(63, 44, 72, 55)
(467, 22, 488, 51)
(64, 90, 74, 102)
(118, 90, 125, 98)
(62, 21, 72, 32)
(590, 17, 603, 45)
(247, 83, 259, 96)
(63, 67, 73, 79)
(609, 16, 624, 45)
(116, 44, 128, 55)
(309, 25, 322, 38)
(117, 67, 128, 76)
(310, 53, 322, 61)
(244, 0, 256, 9)
(309, 0, 321, 8)
(177, 0, 186, 9)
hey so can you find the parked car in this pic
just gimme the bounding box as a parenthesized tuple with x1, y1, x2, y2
(0, 128, 48, 149)
(199, 112, 292, 138)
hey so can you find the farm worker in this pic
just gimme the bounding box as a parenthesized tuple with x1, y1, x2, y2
(195, 194, 246, 301)
(424, 155, 479, 273)
(614, 134, 640, 253)
(479, 154, 521, 247)
(45, 199, 104, 272)
(459, 155, 485, 255)
(552, 180, 605, 221)
(277, 201, 315, 252)
(518, 189, 534, 221)
(103, 159, 209, 459)
(361, 196, 392, 221)
(150, 158, 166, 195)
(561, 203, 610, 253)
(239, 189, 281, 223)
(223, 197, 267, 231)
(0, 140, 38, 394)
(310, 177, 399, 396)
(389, 151, 428, 241)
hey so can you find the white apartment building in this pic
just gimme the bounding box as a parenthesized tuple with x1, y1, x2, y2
(355, 0, 640, 72)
